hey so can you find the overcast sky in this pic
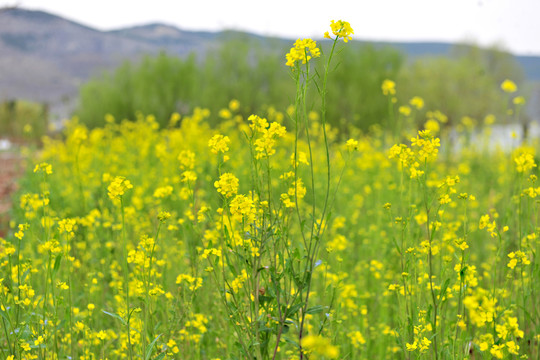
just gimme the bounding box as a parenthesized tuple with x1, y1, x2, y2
(2, 0, 539, 56)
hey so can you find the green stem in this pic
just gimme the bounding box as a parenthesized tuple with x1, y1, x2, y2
(120, 197, 133, 360)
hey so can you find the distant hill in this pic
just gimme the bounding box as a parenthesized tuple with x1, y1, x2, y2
(1, 7, 539, 121)
(0, 8, 221, 119)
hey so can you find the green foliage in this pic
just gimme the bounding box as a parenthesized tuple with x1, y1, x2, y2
(76, 39, 405, 131)
(325, 44, 403, 130)
(77, 53, 198, 128)
(75, 39, 526, 134)
(0, 99, 48, 139)
(398, 44, 525, 127)
(196, 35, 295, 118)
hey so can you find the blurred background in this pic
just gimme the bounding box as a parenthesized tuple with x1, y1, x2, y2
(0, 0, 539, 138)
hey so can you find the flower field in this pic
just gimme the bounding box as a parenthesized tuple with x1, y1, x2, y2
(1, 21, 539, 360)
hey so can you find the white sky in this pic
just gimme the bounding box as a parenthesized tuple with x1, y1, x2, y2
(2, 0, 540, 56)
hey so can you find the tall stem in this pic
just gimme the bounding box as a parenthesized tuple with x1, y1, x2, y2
(120, 197, 133, 360)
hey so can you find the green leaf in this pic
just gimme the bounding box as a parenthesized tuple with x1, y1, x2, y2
(145, 334, 162, 360)
(0, 306, 11, 326)
(306, 305, 325, 315)
(286, 302, 303, 318)
(438, 278, 451, 306)
(53, 254, 63, 274)
(102, 310, 126, 326)
(459, 266, 468, 280)
(391, 237, 401, 255)
(153, 353, 166, 360)
(21, 267, 31, 283)
(258, 295, 274, 306)
(283, 336, 299, 348)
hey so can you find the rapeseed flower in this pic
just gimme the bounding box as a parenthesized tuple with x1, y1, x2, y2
(514, 151, 536, 173)
(324, 20, 354, 42)
(501, 79, 517, 93)
(208, 134, 230, 154)
(409, 96, 425, 109)
(302, 334, 339, 359)
(346, 139, 359, 151)
(107, 176, 133, 200)
(285, 38, 320, 67)
(381, 79, 396, 96)
(33, 162, 53, 175)
(229, 195, 256, 223)
(214, 173, 239, 198)
(513, 96, 526, 105)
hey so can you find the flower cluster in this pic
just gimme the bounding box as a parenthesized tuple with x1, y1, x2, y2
(285, 38, 321, 67)
(229, 194, 257, 223)
(208, 134, 230, 154)
(324, 20, 354, 42)
(214, 172, 239, 198)
(514, 150, 536, 173)
(107, 176, 133, 200)
(381, 79, 396, 96)
(253, 122, 287, 159)
(501, 79, 517, 93)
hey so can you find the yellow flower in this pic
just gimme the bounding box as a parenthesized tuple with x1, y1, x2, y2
(214, 173, 240, 198)
(169, 112, 181, 126)
(479, 214, 490, 229)
(346, 139, 358, 151)
(302, 334, 339, 358)
(34, 335, 44, 346)
(501, 79, 517, 93)
(484, 114, 496, 125)
(56, 281, 69, 290)
(348, 331, 366, 348)
(58, 218, 76, 235)
(228, 99, 240, 111)
(410, 96, 425, 109)
(419, 337, 431, 353)
(424, 119, 440, 134)
(33, 162, 53, 175)
(229, 194, 256, 223)
(14, 223, 29, 240)
(382, 79, 396, 96)
(181, 170, 197, 183)
(285, 38, 321, 67)
(176, 274, 203, 291)
(513, 96, 526, 105)
(158, 211, 171, 222)
(178, 150, 196, 170)
(280, 193, 295, 208)
(219, 108, 232, 119)
(514, 151, 536, 173)
(399, 105, 411, 116)
(96, 330, 107, 340)
(506, 340, 519, 355)
(490, 344, 504, 359)
(328, 20, 354, 42)
(208, 134, 230, 154)
(410, 130, 440, 161)
(406, 340, 417, 351)
(107, 176, 133, 200)
(153, 185, 173, 198)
